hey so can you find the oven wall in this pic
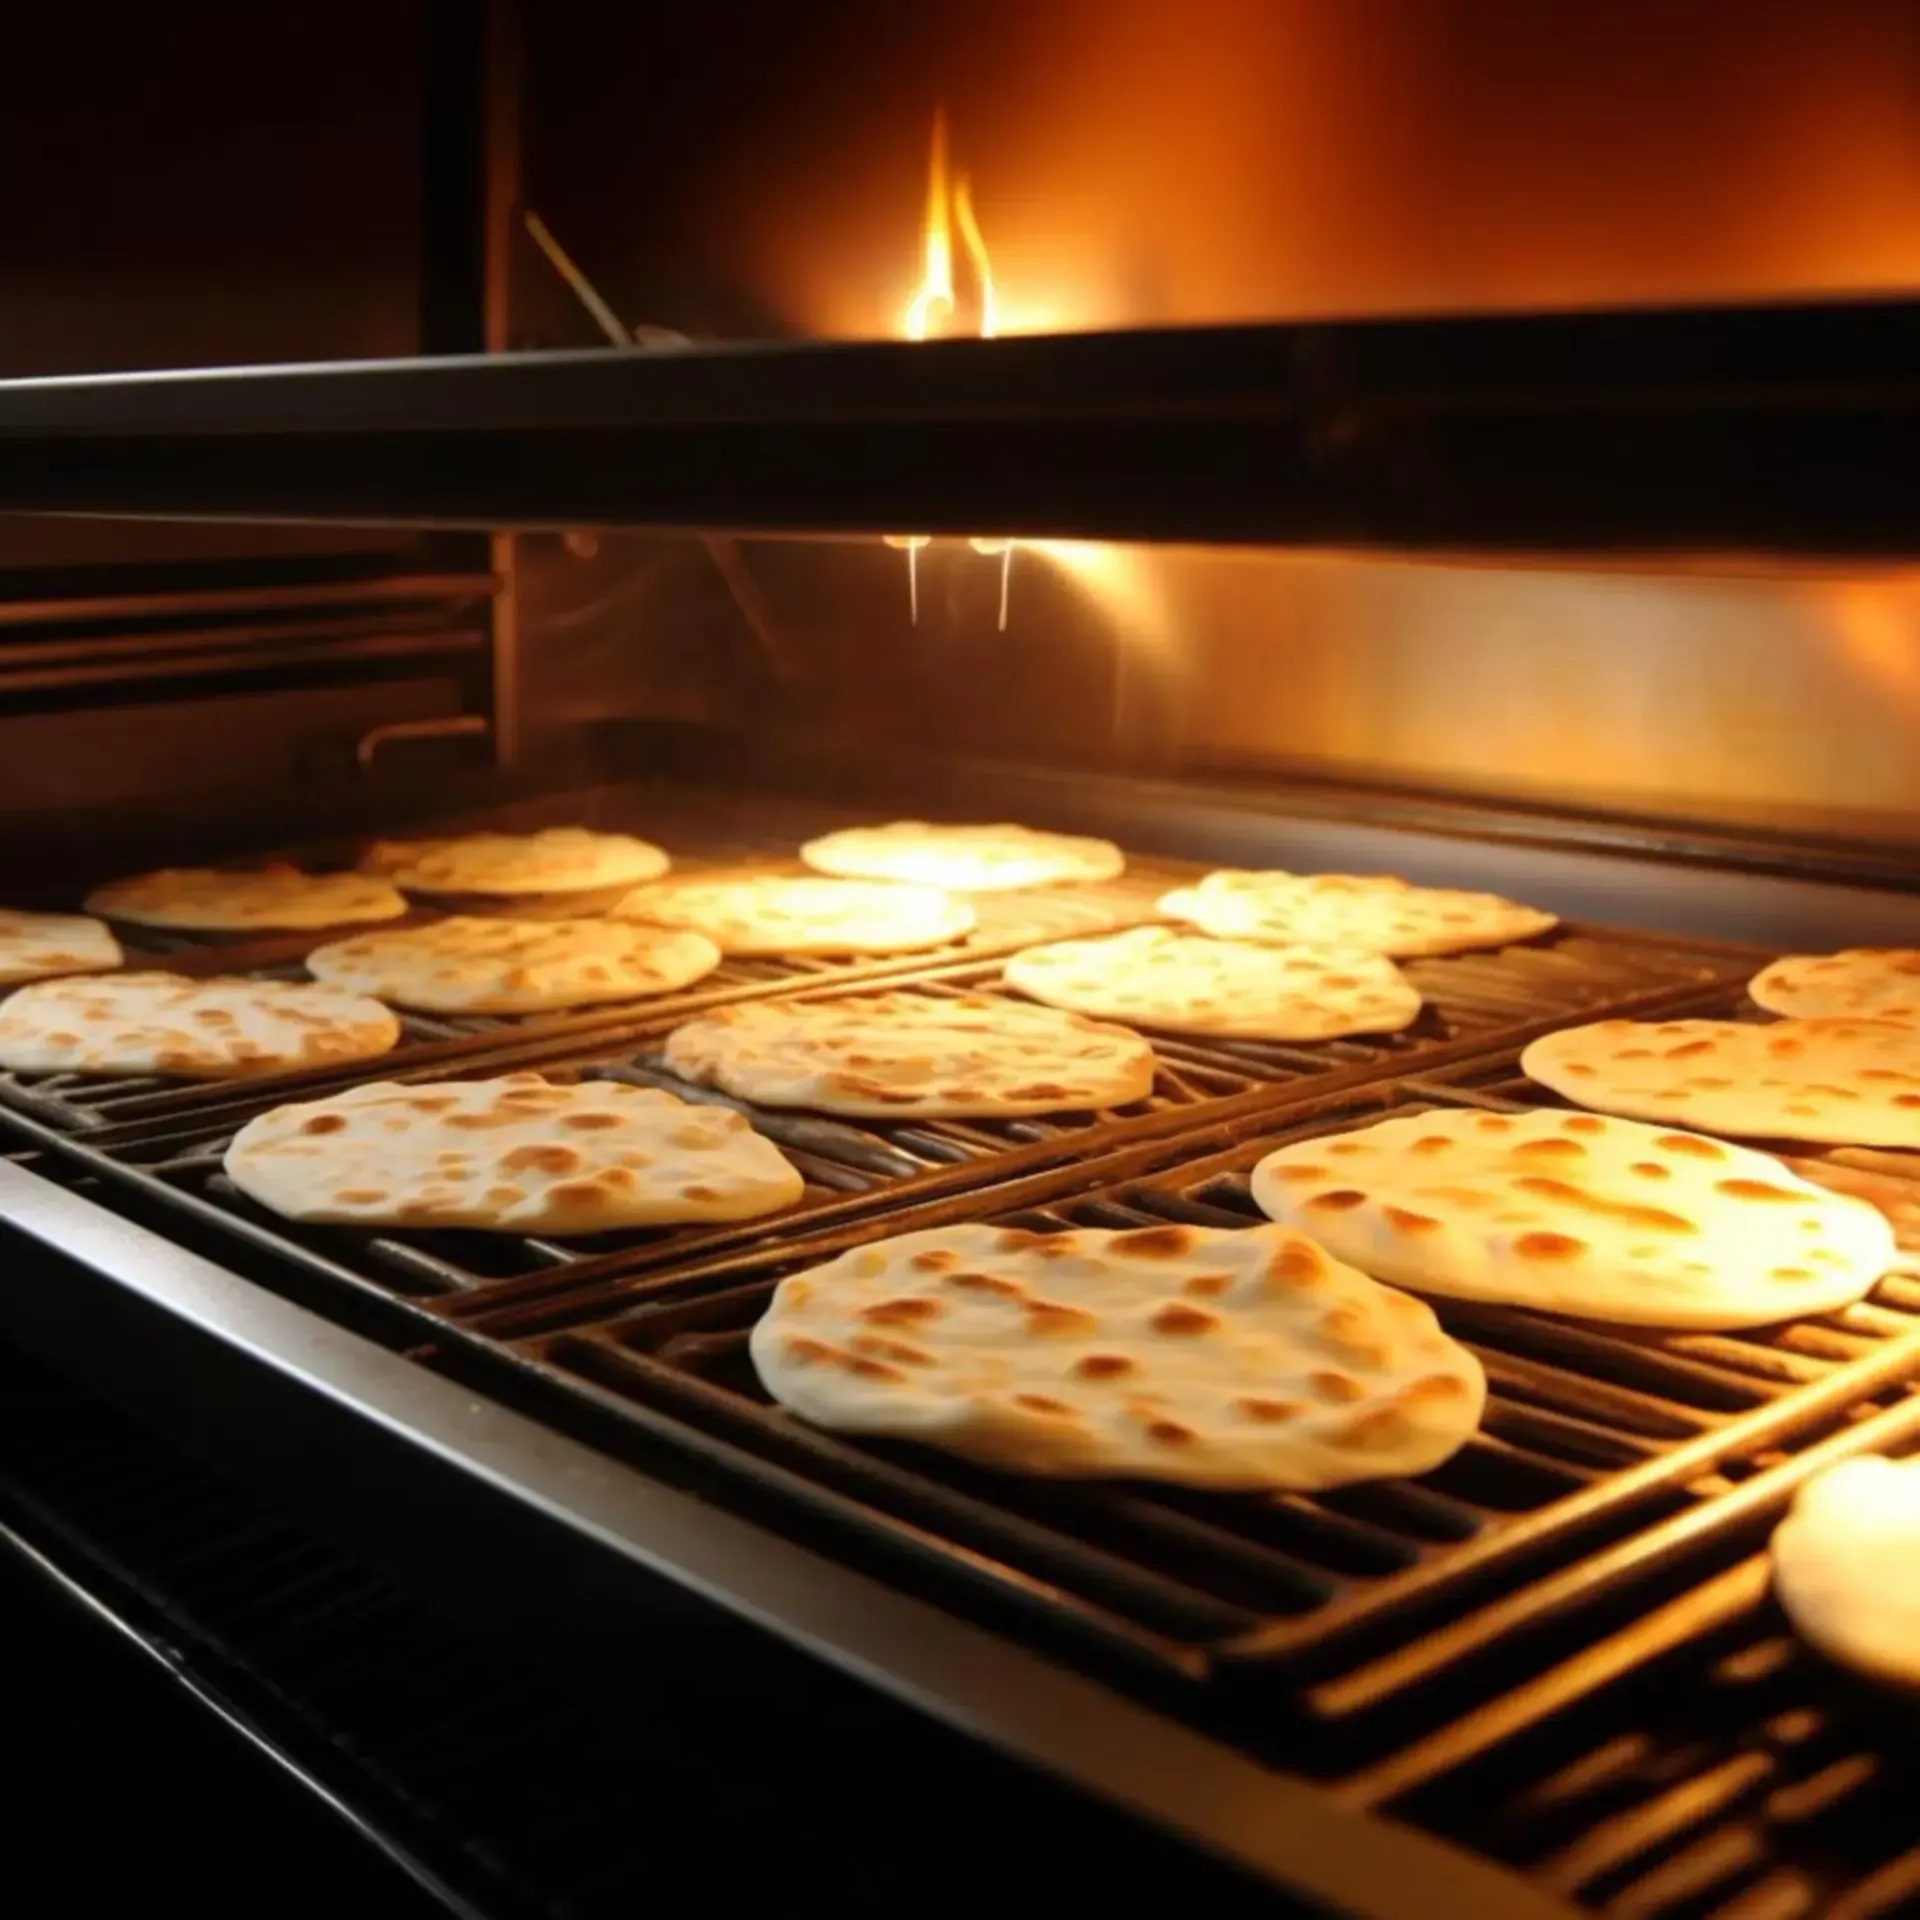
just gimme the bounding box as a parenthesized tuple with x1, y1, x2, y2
(527, 532, 1920, 848)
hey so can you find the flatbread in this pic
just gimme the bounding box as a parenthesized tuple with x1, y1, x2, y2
(752, 1220, 1485, 1489)
(664, 991, 1157, 1117)
(800, 821, 1124, 891)
(361, 828, 670, 896)
(85, 865, 406, 932)
(225, 1073, 804, 1233)
(616, 876, 975, 957)
(1772, 1455, 1920, 1688)
(0, 972, 400, 1079)
(1160, 870, 1559, 957)
(1521, 1016, 1920, 1147)
(1751, 950, 1920, 1025)
(1251, 1105, 1892, 1329)
(306, 916, 722, 1014)
(1004, 927, 1422, 1041)
(0, 910, 122, 986)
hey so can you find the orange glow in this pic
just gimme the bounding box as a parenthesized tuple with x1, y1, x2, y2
(1830, 581, 1920, 714)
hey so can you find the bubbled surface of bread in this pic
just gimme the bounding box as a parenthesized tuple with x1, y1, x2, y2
(663, 991, 1157, 1118)
(225, 1073, 804, 1233)
(360, 828, 670, 895)
(751, 1219, 1485, 1489)
(84, 865, 406, 931)
(0, 909, 122, 985)
(1750, 949, 1920, 1025)
(799, 821, 1124, 891)
(1005, 926, 1421, 1040)
(1159, 870, 1559, 957)
(615, 876, 975, 956)
(1772, 1455, 1920, 1689)
(1253, 1106, 1893, 1329)
(306, 916, 721, 1013)
(0, 973, 400, 1079)
(1522, 1016, 1920, 1147)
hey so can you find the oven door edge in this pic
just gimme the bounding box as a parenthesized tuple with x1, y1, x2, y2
(0, 1158, 1570, 1920)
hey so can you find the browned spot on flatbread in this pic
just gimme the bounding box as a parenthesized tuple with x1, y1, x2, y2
(1656, 1133, 1724, 1160)
(1012, 1393, 1076, 1417)
(1513, 1136, 1586, 1160)
(1269, 1241, 1325, 1284)
(1511, 1174, 1696, 1235)
(861, 1296, 943, 1326)
(1562, 1115, 1606, 1134)
(1025, 1300, 1098, 1335)
(850, 1335, 933, 1366)
(946, 1270, 1025, 1297)
(1108, 1226, 1194, 1257)
(1383, 1205, 1442, 1234)
(1308, 1370, 1365, 1404)
(1515, 1230, 1587, 1261)
(336, 1188, 389, 1206)
(1238, 1397, 1302, 1423)
(301, 1113, 348, 1136)
(1716, 1178, 1804, 1202)
(1271, 1163, 1328, 1183)
(1073, 1353, 1136, 1380)
(1305, 1189, 1368, 1213)
(1182, 1272, 1232, 1297)
(1143, 1420, 1196, 1447)
(914, 1248, 961, 1270)
(1149, 1304, 1218, 1336)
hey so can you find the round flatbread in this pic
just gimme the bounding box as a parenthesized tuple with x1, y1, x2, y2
(0, 972, 400, 1079)
(664, 992, 1157, 1118)
(1160, 870, 1559, 958)
(307, 916, 722, 1014)
(752, 1220, 1484, 1489)
(0, 910, 122, 986)
(1772, 1455, 1920, 1689)
(225, 1073, 804, 1234)
(1251, 1105, 1892, 1329)
(616, 876, 975, 957)
(1751, 950, 1920, 1025)
(84, 865, 406, 932)
(1521, 1016, 1920, 1147)
(1004, 927, 1421, 1041)
(361, 828, 670, 896)
(800, 821, 1124, 892)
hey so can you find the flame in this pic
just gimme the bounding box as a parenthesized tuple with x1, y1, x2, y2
(891, 111, 1011, 621)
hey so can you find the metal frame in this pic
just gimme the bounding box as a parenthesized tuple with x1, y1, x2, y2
(0, 1158, 1575, 1920)
(0, 298, 1917, 550)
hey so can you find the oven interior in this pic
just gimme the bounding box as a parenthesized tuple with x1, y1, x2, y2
(8, 6, 1920, 1918)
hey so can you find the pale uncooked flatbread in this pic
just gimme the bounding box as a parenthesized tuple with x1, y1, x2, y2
(751, 1220, 1485, 1489)
(225, 1074, 803, 1233)
(85, 865, 407, 932)
(1772, 1455, 1920, 1688)
(1751, 950, 1920, 1025)
(1005, 927, 1422, 1041)
(1522, 1016, 1920, 1147)
(361, 828, 670, 896)
(0, 973, 400, 1079)
(800, 821, 1124, 892)
(1160, 870, 1559, 957)
(664, 992, 1157, 1117)
(1252, 1105, 1892, 1329)
(306, 916, 721, 1014)
(616, 876, 975, 957)
(0, 910, 122, 986)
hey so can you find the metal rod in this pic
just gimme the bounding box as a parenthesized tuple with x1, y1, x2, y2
(518, 208, 802, 684)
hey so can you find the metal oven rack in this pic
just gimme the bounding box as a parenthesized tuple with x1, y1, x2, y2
(0, 918, 1752, 1314)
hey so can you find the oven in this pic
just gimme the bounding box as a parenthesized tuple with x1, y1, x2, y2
(4, 4, 1920, 1916)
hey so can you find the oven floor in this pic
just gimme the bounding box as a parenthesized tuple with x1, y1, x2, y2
(0, 1337, 1301, 1919)
(0, 1548, 446, 1918)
